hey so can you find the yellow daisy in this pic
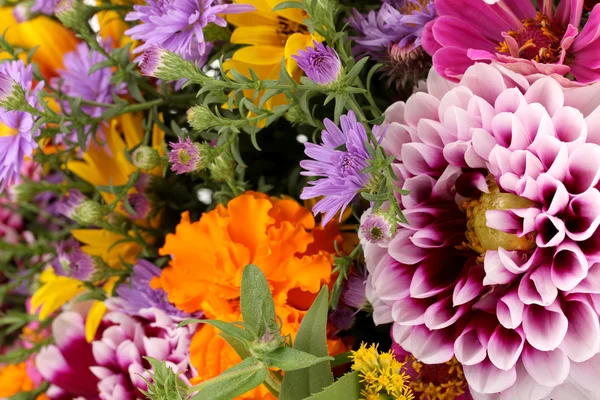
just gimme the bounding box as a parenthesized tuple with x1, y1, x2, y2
(224, 0, 320, 111)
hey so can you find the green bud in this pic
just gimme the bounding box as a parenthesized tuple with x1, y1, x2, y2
(209, 152, 235, 183)
(187, 105, 224, 132)
(284, 104, 307, 126)
(249, 328, 285, 357)
(74, 200, 107, 225)
(55, 0, 95, 34)
(10, 181, 43, 203)
(132, 146, 161, 170)
(0, 75, 29, 112)
(141, 47, 208, 84)
(203, 23, 231, 42)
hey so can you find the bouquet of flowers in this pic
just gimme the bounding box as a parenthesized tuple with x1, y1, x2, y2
(2, 0, 600, 399)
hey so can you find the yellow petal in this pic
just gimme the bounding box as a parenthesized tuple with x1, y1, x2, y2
(227, 10, 279, 27)
(232, 45, 285, 65)
(230, 26, 283, 46)
(0, 8, 77, 79)
(267, 0, 307, 24)
(97, 10, 135, 49)
(30, 271, 84, 320)
(85, 301, 107, 343)
(284, 32, 313, 76)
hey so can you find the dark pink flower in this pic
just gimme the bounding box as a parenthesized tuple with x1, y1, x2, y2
(423, 0, 600, 84)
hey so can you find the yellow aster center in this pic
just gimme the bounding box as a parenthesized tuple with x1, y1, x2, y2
(464, 182, 536, 255)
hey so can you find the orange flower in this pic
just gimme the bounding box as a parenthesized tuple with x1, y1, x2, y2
(0, 7, 77, 79)
(0, 362, 36, 397)
(156, 192, 347, 399)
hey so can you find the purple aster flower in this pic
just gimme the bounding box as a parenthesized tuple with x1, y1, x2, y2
(124, 193, 151, 220)
(169, 137, 201, 174)
(300, 111, 372, 225)
(52, 238, 95, 281)
(360, 208, 395, 245)
(110, 259, 191, 319)
(125, 0, 254, 62)
(293, 41, 342, 85)
(57, 189, 87, 219)
(55, 41, 125, 119)
(31, 0, 58, 15)
(139, 46, 164, 77)
(0, 60, 43, 191)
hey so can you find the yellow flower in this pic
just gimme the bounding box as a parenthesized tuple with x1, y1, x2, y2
(223, 0, 321, 113)
(351, 343, 415, 400)
(30, 268, 84, 320)
(0, 7, 77, 79)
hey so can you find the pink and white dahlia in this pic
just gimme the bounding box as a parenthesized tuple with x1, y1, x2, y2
(365, 62, 600, 399)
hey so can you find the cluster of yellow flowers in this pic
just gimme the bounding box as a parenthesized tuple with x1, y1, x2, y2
(351, 343, 415, 400)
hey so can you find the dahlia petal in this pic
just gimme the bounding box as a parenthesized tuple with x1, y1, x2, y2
(565, 143, 600, 194)
(522, 345, 570, 387)
(443, 140, 470, 167)
(463, 359, 517, 394)
(472, 129, 499, 161)
(453, 264, 485, 305)
(569, 354, 600, 393)
(523, 78, 565, 117)
(116, 340, 142, 371)
(487, 325, 525, 371)
(455, 171, 489, 198)
(485, 210, 521, 234)
(410, 255, 460, 298)
(519, 266, 558, 306)
(92, 341, 118, 368)
(551, 241, 589, 291)
(392, 322, 412, 344)
(425, 66, 457, 100)
(417, 118, 453, 149)
(494, 87, 527, 113)
(499, 360, 554, 400)
(402, 175, 436, 208)
(455, 325, 488, 366)
(483, 250, 520, 286)
(401, 142, 445, 175)
(522, 303, 568, 351)
(405, 92, 441, 128)
(383, 101, 406, 125)
(391, 297, 429, 326)
(536, 174, 569, 215)
(382, 122, 412, 162)
(461, 63, 508, 106)
(552, 106, 587, 145)
(559, 297, 600, 362)
(424, 296, 469, 330)
(585, 110, 600, 145)
(497, 287, 524, 329)
(569, 262, 600, 294)
(402, 325, 455, 363)
(491, 112, 530, 150)
(535, 213, 566, 248)
(439, 86, 474, 121)
(565, 188, 600, 241)
(388, 230, 429, 265)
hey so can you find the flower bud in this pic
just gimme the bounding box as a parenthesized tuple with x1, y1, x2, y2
(9, 181, 41, 203)
(250, 328, 284, 357)
(132, 146, 161, 170)
(359, 208, 396, 245)
(292, 41, 342, 86)
(140, 46, 208, 84)
(187, 105, 223, 132)
(0, 73, 29, 111)
(284, 104, 306, 126)
(74, 200, 107, 225)
(55, 0, 94, 33)
(168, 138, 215, 174)
(209, 152, 235, 183)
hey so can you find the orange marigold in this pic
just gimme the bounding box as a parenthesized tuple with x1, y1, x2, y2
(0, 362, 36, 397)
(156, 192, 347, 399)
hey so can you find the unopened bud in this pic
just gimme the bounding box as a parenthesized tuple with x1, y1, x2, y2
(0, 73, 29, 111)
(140, 46, 208, 84)
(55, 0, 94, 33)
(187, 105, 224, 132)
(132, 146, 161, 170)
(74, 200, 107, 225)
(209, 152, 235, 183)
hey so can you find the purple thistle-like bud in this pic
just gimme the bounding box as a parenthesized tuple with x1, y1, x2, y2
(0, 73, 14, 102)
(293, 41, 342, 86)
(360, 208, 395, 245)
(52, 238, 95, 281)
(168, 137, 211, 174)
(125, 193, 151, 220)
(57, 189, 87, 219)
(342, 272, 368, 310)
(140, 46, 164, 78)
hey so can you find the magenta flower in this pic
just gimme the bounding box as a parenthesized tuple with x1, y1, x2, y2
(125, 0, 254, 62)
(168, 137, 202, 174)
(423, 0, 600, 83)
(36, 312, 100, 399)
(293, 41, 342, 85)
(300, 111, 372, 225)
(90, 308, 196, 399)
(0, 60, 43, 191)
(365, 62, 600, 398)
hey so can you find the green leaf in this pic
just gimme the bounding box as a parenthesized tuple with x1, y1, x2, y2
(272, 1, 304, 11)
(279, 286, 333, 400)
(260, 347, 333, 372)
(240, 264, 278, 338)
(141, 357, 189, 400)
(178, 319, 255, 343)
(345, 57, 369, 85)
(304, 371, 361, 400)
(191, 357, 267, 400)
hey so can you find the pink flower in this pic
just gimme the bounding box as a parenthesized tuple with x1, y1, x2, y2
(366, 62, 600, 398)
(423, 0, 600, 83)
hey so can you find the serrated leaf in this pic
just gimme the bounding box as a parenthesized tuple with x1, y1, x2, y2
(304, 371, 361, 400)
(190, 357, 267, 400)
(260, 347, 333, 372)
(240, 264, 278, 338)
(279, 286, 333, 400)
(178, 319, 255, 343)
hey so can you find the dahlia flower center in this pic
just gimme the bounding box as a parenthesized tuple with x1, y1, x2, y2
(497, 13, 565, 63)
(277, 16, 309, 45)
(464, 183, 536, 254)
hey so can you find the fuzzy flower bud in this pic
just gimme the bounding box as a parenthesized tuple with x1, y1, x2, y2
(0, 73, 29, 111)
(284, 104, 307, 126)
(9, 181, 42, 203)
(124, 193, 151, 220)
(132, 146, 161, 170)
(293, 41, 342, 86)
(187, 105, 224, 132)
(55, 0, 94, 33)
(168, 138, 214, 174)
(250, 327, 285, 356)
(58, 189, 88, 220)
(359, 208, 396, 245)
(140, 46, 208, 84)
(74, 200, 107, 225)
(209, 152, 235, 183)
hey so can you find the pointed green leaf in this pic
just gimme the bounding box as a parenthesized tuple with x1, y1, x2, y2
(240, 264, 278, 338)
(260, 347, 333, 371)
(304, 372, 361, 400)
(279, 286, 333, 400)
(190, 357, 268, 400)
(178, 319, 255, 343)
